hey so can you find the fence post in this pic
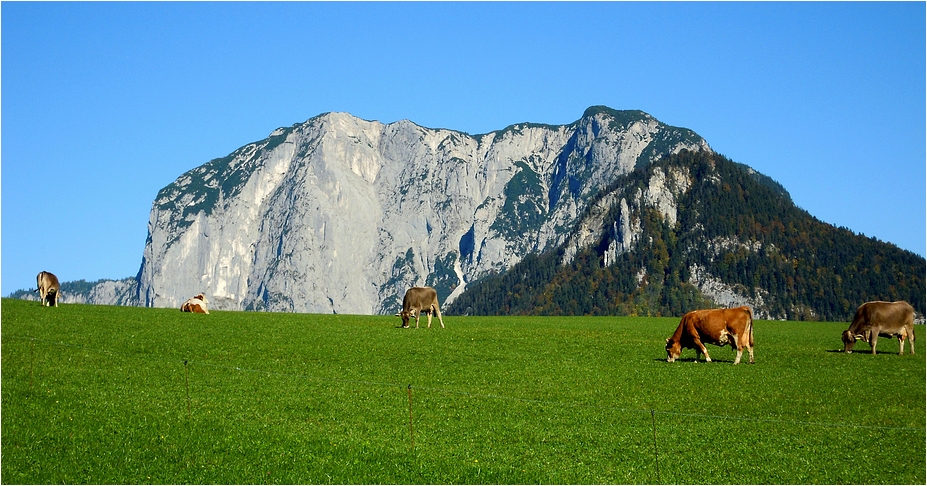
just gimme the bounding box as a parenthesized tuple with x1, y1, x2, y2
(184, 360, 192, 419)
(30, 338, 36, 391)
(651, 409, 661, 484)
(407, 384, 415, 449)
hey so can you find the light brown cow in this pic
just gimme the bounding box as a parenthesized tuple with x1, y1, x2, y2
(665, 306, 755, 364)
(181, 294, 210, 314)
(35, 271, 60, 307)
(842, 301, 915, 355)
(396, 286, 444, 329)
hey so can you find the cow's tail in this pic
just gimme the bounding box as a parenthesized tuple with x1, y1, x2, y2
(746, 306, 755, 348)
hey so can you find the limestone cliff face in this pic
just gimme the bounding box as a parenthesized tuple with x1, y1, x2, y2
(561, 165, 693, 267)
(136, 106, 710, 314)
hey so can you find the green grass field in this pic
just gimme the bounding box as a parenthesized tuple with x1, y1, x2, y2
(2, 298, 924, 484)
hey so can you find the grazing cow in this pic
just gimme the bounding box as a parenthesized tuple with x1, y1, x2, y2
(665, 306, 755, 364)
(181, 294, 210, 314)
(35, 271, 60, 307)
(842, 301, 915, 355)
(396, 286, 444, 329)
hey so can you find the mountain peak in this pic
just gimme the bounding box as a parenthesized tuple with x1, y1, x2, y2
(582, 105, 650, 120)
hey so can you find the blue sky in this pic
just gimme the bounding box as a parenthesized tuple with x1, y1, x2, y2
(2, 2, 925, 296)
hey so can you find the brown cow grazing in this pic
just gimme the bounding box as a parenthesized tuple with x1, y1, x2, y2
(396, 286, 444, 329)
(666, 306, 755, 364)
(842, 301, 915, 355)
(35, 271, 60, 307)
(181, 294, 210, 314)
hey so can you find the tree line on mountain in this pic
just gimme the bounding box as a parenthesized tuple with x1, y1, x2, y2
(447, 151, 925, 321)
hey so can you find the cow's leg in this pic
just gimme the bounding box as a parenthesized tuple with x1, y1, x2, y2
(693, 338, 711, 362)
(909, 328, 916, 355)
(898, 335, 905, 356)
(869, 333, 878, 355)
(732, 335, 755, 364)
(426, 310, 433, 328)
(414, 309, 421, 329)
(730, 334, 743, 365)
(433, 304, 445, 328)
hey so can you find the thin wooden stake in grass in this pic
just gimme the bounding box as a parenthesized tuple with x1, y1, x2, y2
(407, 384, 415, 449)
(651, 409, 661, 484)
(184, 360, 192, 419)
(30, 338, 35, 391)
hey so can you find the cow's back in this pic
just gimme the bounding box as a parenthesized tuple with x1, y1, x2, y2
(689, 308, 737, 340)
(37, 271, 60, 291)
(853, 301, 914, 334)
(403, 287, 438, 310)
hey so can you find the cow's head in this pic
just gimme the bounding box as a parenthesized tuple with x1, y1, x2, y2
(395, 309, 417, 328)
(665, 338, 681, 363)
(842, 330, 861, 353)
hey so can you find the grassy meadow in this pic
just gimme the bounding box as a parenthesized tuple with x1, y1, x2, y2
(2, 298, 924, 484)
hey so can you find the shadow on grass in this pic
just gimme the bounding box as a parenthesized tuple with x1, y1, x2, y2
(652, 357, 737, 364)
(825, 348, 909, 355)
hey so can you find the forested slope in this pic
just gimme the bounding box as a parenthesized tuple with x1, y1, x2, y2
(447, 151, 925, 321)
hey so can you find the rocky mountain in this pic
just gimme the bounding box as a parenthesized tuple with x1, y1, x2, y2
(133, 106, 707, 314)
(14, 105, 921, 320)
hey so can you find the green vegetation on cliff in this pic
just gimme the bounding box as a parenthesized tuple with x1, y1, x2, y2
(449, 151, 925, 320)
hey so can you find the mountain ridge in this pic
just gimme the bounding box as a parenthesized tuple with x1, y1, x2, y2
(9, 106, 923, 320)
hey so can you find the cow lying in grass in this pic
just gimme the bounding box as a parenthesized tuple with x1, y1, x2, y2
(181, 294, 210, 314)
